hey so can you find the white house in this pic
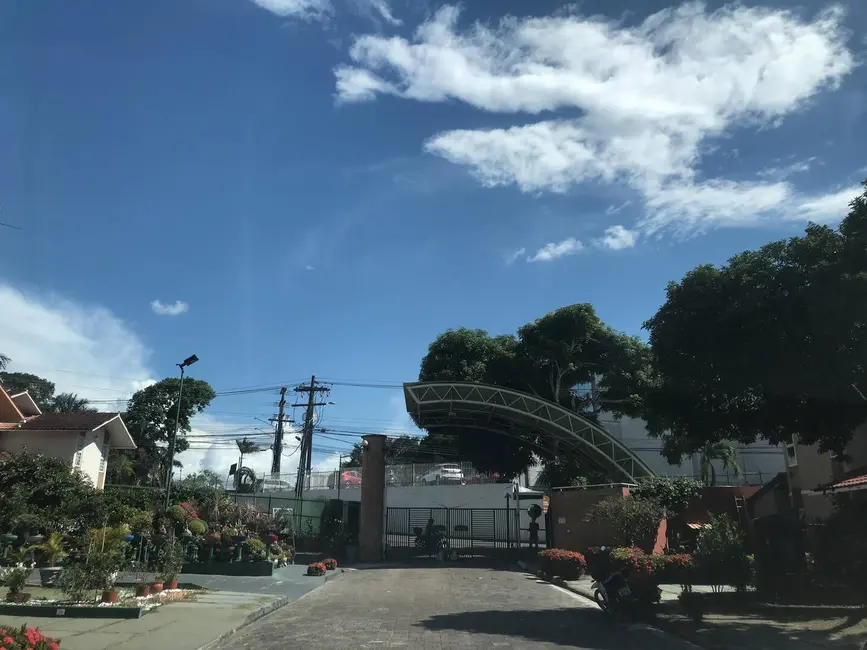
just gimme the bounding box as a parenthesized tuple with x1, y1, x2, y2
(0, 385, 136, 489)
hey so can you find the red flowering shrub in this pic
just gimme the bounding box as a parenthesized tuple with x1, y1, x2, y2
(179, 502, 200, 520)
(306, 562, 326, 576)
(537, 549, 587, 580)
(322, 558, 338, 570)
(659, 553, 694, 585)
(609, 547, 664, 604)
(0, 624, 61, 649)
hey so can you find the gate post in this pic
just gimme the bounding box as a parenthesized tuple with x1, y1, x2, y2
(359, 434, 387, 563)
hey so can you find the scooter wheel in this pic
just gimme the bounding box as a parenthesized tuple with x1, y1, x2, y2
(594, 589, 609, 611)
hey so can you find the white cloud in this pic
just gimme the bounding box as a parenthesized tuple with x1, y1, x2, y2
(366, 0, 401, 25)
(504, 247, 526, 264)
(757, 157, 817, 180)
(528, 237, 583, 262)
(335, 3, 856, 235)
(250, 0, 332, 21)
(787, 184, 861, 223)
(605, 201, 632, 216)
(0, 282, 155, 406)
(150, 300, 189, 316)
(304, 264, 315, 271)
(596, 225, 637, 250)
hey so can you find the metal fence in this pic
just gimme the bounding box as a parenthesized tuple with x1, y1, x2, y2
(260, 461, 512, 492)
(233, 493, 326, 537)
(384, 506, 544, 560)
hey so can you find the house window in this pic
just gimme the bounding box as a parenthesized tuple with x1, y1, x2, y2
(786, 434, 799, 468)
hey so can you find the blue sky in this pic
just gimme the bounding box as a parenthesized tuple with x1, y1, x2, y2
(1, 0, 865, 476)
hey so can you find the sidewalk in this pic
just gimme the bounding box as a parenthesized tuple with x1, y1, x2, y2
(2, 567, 344, 650)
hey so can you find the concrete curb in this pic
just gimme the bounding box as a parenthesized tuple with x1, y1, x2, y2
(196, 570, 345, 650)
(516, 561, 705, 650)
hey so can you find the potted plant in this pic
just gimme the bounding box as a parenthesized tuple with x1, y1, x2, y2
(88, 550, 127, 604)
(157, 537, 184, 590)
(130, 560, 151, 597)
(36, 532, 68, 587)
(1, 565, 32, 603)
(306, 562, 326, 576)
(322, 558, 338, 571)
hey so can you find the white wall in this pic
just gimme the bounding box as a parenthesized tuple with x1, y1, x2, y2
(0, 429, 106, 487)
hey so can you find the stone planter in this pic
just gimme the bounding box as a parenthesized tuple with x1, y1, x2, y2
(39, 567, 63, 587)
(150, 582, 164, 594)
(165, 579, 179, 590)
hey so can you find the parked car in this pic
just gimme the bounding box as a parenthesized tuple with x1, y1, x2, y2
(420, 464, 465, 485)
(327, 469, 362, 489)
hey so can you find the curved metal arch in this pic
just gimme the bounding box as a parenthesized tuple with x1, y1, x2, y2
(404, 381, 655, 483)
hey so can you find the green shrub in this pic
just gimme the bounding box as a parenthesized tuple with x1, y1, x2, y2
(694, 514, 751, 591)
(188, 519, 207, 536)
(167, 505, 187, 522)
(246, 538, 266, 561)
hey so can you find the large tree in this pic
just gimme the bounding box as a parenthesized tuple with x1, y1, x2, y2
(644, 182, 867, 460)
(0, 371, 55, 410)
(417, 304, 653, 478)
(0, 353, 9, 370)
(51, 392, 97, 413)
(108, 377, 216, 486)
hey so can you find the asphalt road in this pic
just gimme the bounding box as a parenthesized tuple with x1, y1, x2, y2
(212, 565, 700, 649)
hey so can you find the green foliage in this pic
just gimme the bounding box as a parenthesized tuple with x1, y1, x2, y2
(167, 505, 187, 522)
(36, 532, 68, 567)
(1, 566, 31, 594)
(694, 514, 751, 591)
(643, 182, 867, 459)
(236, 437, 262, 456)
(586, 495, 664, 549)
(418, 305, 654, 476)
(60, 550, 127, 597)
(698, 441, 741, 487)
(631, 476, 702, 516)
(0, 352, 9, 370)
(0, 372, 55, 410)
(188, 519, 207, 535)
(110, 377, 216, 486)
(0, 451, 102, 534)
(126, 509, 155, 535)
(156, 537, 185, 582)
(246, 538, 266, 561)
(50, 392, 97, 413)
(537, 549, 586, 580)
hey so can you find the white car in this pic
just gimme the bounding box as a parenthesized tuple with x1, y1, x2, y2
(420, 464, 465, 485)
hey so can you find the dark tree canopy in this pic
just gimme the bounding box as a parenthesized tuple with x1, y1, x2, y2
(417, 304, 653, 479)
(109, 376, 216, 486)
(0, 371, 56, 410)
(343, 435, 457, 468)
(644, 182, 867, 460)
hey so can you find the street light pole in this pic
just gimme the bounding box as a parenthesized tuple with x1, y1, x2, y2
(164, 354, 198, 511)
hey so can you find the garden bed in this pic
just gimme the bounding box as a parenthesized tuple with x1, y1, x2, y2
(182, 561, 273, 576)
(0, 585, 198, 618)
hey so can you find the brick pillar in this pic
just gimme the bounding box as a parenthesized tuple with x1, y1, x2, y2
(359, 434, 386, 563)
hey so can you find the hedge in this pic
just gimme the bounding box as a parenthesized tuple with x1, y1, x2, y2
(537, 549, 587, 580)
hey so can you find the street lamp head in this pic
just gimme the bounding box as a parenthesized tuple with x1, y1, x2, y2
(181, 354, 199, 368)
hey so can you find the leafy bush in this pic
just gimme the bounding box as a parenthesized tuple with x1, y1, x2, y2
(156, 537, 184, 582)
(694, 514, 751, 591)
(1, 566, 31, 594)
(127, 509, 154, 535)
(322, 558, 338, 570)
(537, 549, 587, 580)
(246, 538, 266, 562)
(608, 547, 663, 604)
(307, 562, 326, 576)
(631, 476, 702, 516)
(59, 550, 127, 599)
(0, 624, 61, 650)
(36, 532, 68, 568)
(167, 505, 187, 523)
(187, 519, 207, 536)
(586, 495, 664, 548)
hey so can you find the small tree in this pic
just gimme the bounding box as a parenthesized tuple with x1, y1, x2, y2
(694, 514, 750, 591)
(631, 476, 703, 517)
(587, 495, 664, 549)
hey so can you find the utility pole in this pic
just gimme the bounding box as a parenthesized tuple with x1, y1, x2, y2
(293, 376, 330, 498)
(269, 387, 289, 477)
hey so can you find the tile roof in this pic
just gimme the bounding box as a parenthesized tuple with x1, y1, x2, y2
(815, 467, 867, 493)
(16, 412, 120, 431)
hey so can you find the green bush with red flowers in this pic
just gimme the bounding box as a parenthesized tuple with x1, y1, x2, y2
(306, 562, 326, 576)
(0, 624, 61, 649)
(537, 549, 587, 580)
(322, 558, 338, 571)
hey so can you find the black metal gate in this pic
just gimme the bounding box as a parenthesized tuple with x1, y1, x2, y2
(384, 507, 517, 560)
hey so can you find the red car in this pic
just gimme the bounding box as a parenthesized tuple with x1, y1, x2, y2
(328, 470, 362, 489)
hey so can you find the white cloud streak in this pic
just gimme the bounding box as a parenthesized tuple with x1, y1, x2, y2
(596, 225, 637, 250)
(335, 3, 857, 236)
(250, 0, 332, 21)
(504, 247, 526, 264)
(150, 300, 189, 316)
(528, 238, 583, 262)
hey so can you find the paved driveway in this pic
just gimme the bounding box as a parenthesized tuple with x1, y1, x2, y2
(212, 566, 698, 649)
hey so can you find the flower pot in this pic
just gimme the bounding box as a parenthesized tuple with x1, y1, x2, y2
(135, 584, 151, 597)
(39, 567, 63, 587)
(1, 533, 18, 543)
(150, 582, 164, 594)
(5, 592, 31, 603)
(263, 534, 278, 545)
(166, 579, 179, 590)
(101, 590, 119, 604)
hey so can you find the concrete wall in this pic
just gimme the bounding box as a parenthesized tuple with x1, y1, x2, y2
(0, 429, 107, 488)
(548, 486, 627, 551)
(599, 413, 785, 486)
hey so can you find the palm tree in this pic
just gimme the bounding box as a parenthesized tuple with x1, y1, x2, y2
(236, 437, 263, 470)
(0, 353, 9, 371)
(50, 392, 97, 413)
(698, 441, 742, 487)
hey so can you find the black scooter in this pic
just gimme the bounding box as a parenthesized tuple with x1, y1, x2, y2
(590, 546, 637, 615)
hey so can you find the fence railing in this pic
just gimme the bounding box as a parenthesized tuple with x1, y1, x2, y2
(258, 461, 512, 492)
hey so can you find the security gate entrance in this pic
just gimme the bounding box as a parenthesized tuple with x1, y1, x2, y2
(385, 507, 528, 561)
